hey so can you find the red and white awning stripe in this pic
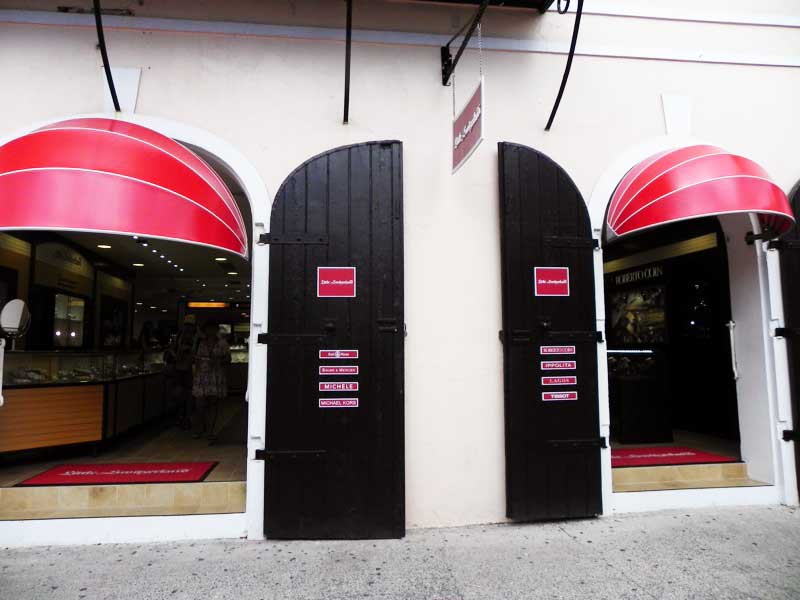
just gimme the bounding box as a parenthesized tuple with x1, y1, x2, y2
(0, 118, 248, 258)
(606, 145, 794, 241)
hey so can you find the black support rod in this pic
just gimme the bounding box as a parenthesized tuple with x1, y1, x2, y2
(441, 0, 489, 86)
(94, 0, 121, 112)
(544, 0, 584, 131)
(343, 0, 353, 124)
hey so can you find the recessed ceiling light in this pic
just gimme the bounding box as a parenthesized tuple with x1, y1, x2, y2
(202, 283, 206, 287)
(160, 255, 165, 259)
(97, 244, 111, 249)
(152, 249, 157, 253)
(161, 309, 168, 313)
(135, 302, 143, 306)
(132, 263, 144, 267)
(224, 284, 228, 288)
(215, 257, 227, 262)
(133, 235, 139, 240)
(142, 242, 149, 247)
(227, 272, 238, 276)
(167, 260, 172, 264)
(180, 268, 184, 272)
(150, 306, 157, 309)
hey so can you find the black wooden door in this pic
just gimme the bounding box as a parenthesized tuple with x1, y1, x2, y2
(264, 141, 404, 539)
(777, 182, 800, 496)
(498, 142, 603, 521)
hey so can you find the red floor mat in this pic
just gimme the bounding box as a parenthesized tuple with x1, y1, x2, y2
(612, 446, 737, 468)
(18, 462, 217, 486)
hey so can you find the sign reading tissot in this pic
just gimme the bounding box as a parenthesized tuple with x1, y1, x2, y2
(452, 77, 484, 173)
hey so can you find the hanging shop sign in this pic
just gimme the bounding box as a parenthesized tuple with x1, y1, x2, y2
(319, 349, 359, 359)
(541, 360, 577, 370)
(542, 376, 577, 386)
(452, 77, 484, 173)
(540, 345, 575, 355)
(317, 267, 356, 298)
(319, 398, 359, 408)
(534, 267, 570, 297)
(542, 391, 578, 402)
(319, 366, 359, 375)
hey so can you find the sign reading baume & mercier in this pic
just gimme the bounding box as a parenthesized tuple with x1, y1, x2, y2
(452, 77, 484, 173)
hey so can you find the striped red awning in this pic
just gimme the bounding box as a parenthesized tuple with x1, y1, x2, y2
(606, 145, 794, 242)
(0, 118, 248, 258)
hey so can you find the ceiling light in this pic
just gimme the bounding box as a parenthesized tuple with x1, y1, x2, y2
(55, 330, 61, 336)
(132, 263, 144, 267)
(133, 235, 139, 240)
(160, 255, 165, 259)
(180, 268, 184, 272)
(161, 309, 168, 313)
(152, 249, 157, 253)
(167, 260, 172, 264)
(97, 244, 111, 249)
(224, 284, 228, 288)
(202, 284, 206, 287)
(215, 257, 227, 262)
(141, 242, 149, 247)
(135, 302, 143, 306)
(149, 306, 156, 309)
(227, 271, 238, 276)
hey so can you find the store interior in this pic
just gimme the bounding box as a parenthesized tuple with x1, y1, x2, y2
(603, 217, 766, 492)
(0, 150, 253, 520)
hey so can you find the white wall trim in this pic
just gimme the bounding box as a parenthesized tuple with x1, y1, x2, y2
(0, 113, 271, 545)
(0, 513, 247, 548)
(1, 9, 799, 69)
(549, 2, 800, 29)
(610, 485, 780, 514)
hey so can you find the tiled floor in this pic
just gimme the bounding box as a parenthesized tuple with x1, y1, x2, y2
(0, 398, 247, 520)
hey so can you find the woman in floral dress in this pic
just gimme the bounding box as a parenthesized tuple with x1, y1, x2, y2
(191, 320, 231, 440)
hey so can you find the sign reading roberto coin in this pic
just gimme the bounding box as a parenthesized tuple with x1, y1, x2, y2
(452, 77, 484, 173)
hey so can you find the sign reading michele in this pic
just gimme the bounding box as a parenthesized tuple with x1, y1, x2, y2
(452, 77, 484, 173)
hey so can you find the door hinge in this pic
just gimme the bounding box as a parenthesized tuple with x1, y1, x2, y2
(546, 437, 608, 449)
(544, 235, 599, 249)
(782, 430, 799, 442)
(745, 231, 777, 245)
(774, 327, 800, 338)
(768, 239, 800, 251)
(257, 232, 328, 245)
(256, 449, 327, 461)
(257, 333, 327, 344)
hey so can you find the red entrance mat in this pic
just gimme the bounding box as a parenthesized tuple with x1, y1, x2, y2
(17, 462, 217, 486)
(612, 446, 737, 468)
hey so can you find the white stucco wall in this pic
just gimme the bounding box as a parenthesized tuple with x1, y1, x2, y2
(0, 2, 798, 534)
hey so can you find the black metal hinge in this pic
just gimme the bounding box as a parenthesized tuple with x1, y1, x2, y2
(544, 235, 599, 249)
(774, 327, 800, 338)
(782, 430, 799, 442)
(546, 437, 608, 449)
(745, 231, 778, 245)
(257, 333, 327, 344)
(768, 239, 800, 251)
(257, 233, 328, 245)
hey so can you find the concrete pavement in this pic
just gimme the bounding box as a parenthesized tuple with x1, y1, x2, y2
(1, 505, 799, 600)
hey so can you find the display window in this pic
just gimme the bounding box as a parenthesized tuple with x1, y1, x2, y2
(53, 293, 86, 348)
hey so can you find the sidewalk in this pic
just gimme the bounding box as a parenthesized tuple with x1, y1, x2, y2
(2, 506, 799, 600)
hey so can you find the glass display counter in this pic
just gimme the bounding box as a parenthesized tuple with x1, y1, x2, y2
(1, 350, 171, 455)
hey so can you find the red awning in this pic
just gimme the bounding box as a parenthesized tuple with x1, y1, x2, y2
(606, 145, 794, 242)
(0, 118, 248, 258)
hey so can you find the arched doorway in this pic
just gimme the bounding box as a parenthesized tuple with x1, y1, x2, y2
(589, 141, 799, 511)
(0, 114, 270, 545)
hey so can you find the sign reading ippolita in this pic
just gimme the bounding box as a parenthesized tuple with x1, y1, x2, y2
(452, 77, 484, 173)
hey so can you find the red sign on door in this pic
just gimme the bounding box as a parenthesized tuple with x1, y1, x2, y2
(542, 376, 577, 386)
(319, 349, 359, 359)
(319, 381, 359, 392)
(319, 398, 359, 408)
(542, 391, 578, 402)
(534, 267, 570, 297)
(452, 77, 484, 173)
(540, 345, 576, 355)
(541, 360, 577, 370)
(319, 366, 359, 375)
(317, 267, 356, 298)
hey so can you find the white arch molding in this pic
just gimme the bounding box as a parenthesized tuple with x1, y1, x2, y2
(0, 113, 271, 546)
(587, 136, 798, 515)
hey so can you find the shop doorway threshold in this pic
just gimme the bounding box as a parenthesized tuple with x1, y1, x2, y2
(612, 462, 767, 493)
(0, 480, 245, 520)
